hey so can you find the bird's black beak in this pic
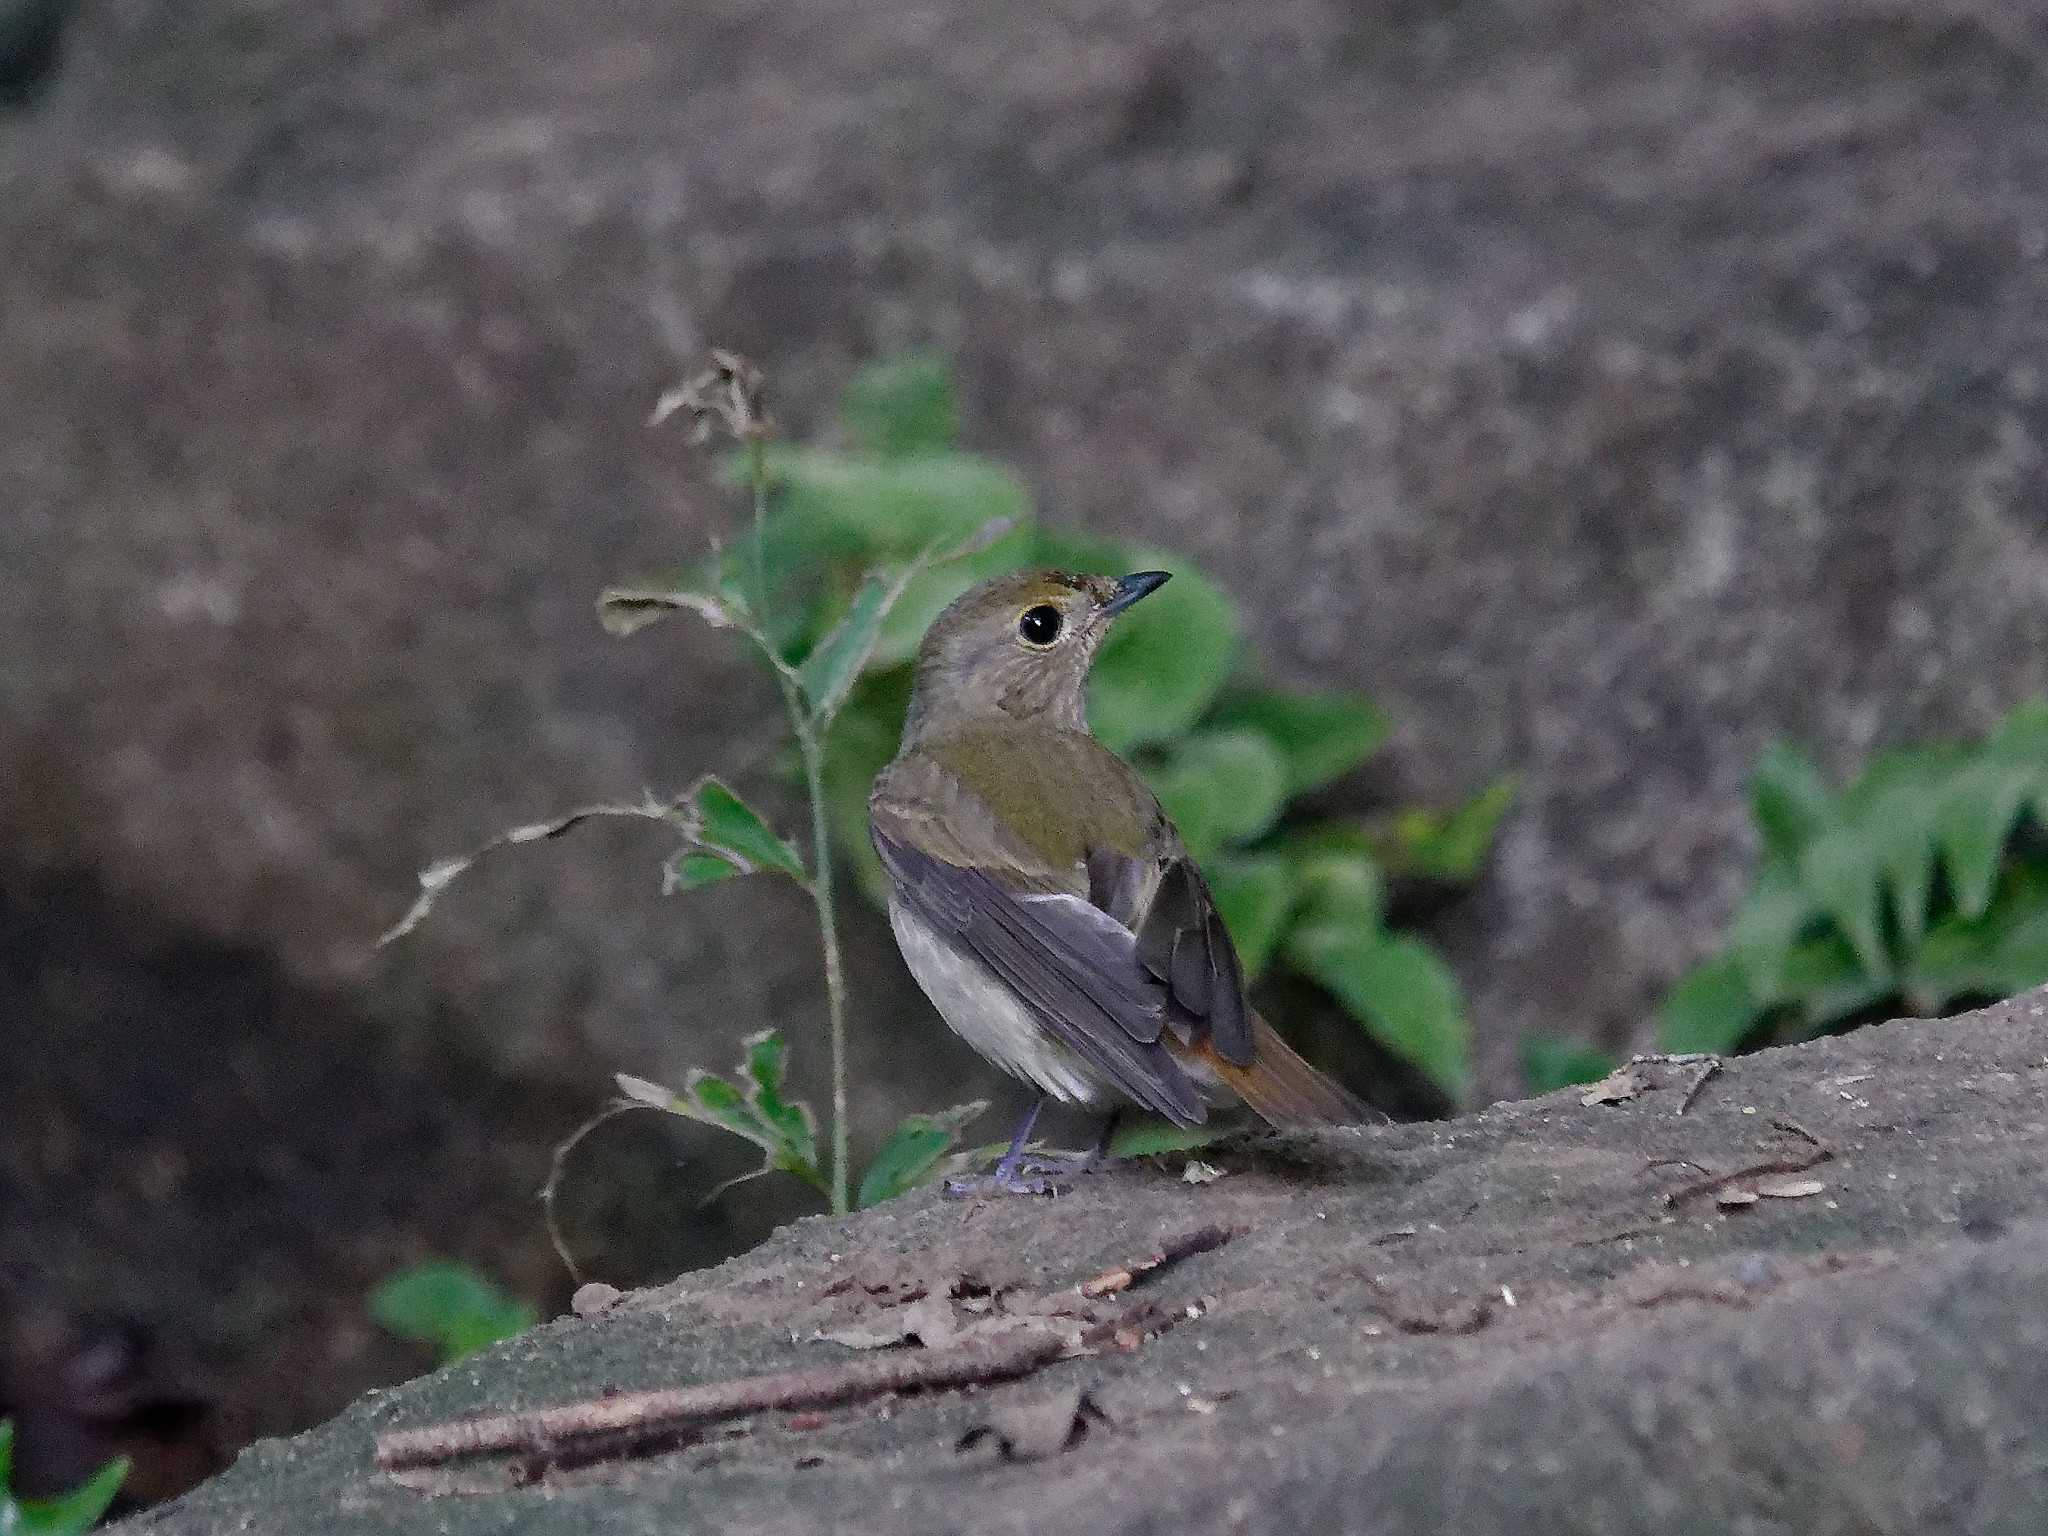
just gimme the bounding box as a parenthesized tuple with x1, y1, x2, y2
(1102, 570, 1172, 618)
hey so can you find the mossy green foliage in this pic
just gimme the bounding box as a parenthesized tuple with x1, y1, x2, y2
(369, 1262, 537, 1365)
(745, 355, 1510, 1105)
(0, 1420, 127, 1534)
(1662, 702, 2048, 1053)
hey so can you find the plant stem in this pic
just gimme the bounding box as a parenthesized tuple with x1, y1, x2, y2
(747, 433, 770, 617)
(742, 424, 850, 1217)
(796, 720, 851, 1216)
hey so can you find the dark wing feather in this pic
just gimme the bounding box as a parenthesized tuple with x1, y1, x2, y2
(1135, 859, 1253, 1065)
(872, 822, 1205, 1125)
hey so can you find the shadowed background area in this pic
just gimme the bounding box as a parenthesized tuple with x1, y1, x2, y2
(4, 0, 2048, 1511)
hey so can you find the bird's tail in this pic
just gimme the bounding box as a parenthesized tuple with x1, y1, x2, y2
(1185, 1013, 1368, 1128)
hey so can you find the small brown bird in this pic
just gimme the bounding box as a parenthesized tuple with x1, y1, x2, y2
(870, 568, 1364, 1192)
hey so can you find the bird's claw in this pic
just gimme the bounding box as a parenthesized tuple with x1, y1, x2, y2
(942, 1151, 1106, 1199)
(943, 1170, 1064, 1198)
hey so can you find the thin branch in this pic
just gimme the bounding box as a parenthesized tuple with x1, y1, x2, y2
(374, 1329, 1068, 1473)
(539, 1100, 668, 1285)
(377, 794, 689, 946)
(1662, 1123, 1834, 1209)
(1077, 1224, 1235, 1298)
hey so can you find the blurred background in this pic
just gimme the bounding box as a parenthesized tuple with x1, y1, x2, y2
(6, 0, 2048, 1516)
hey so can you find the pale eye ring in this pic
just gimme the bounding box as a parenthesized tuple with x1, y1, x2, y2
(1017, 604, 1064, 647)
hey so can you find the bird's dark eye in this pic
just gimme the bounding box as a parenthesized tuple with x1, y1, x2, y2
(1017, 604, 1064, 647)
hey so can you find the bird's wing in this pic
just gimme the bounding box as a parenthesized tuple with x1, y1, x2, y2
(1122, 854, 1254, 1067)
(870, 755, 1207, 1124)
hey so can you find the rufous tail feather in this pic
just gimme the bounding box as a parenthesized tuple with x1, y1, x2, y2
(1191, 1013, 1367, 1128)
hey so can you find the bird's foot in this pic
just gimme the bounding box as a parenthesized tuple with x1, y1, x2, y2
(943, 1149, 1108, 1199)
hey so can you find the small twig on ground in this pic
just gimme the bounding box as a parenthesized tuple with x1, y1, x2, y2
(1362, 1279, 1494, 1336)
(1769, 1116, 1825, 1151)
(1603, 1053, 1722, 1116)
(374, 1329, 1067, 1474)
(1077, 1225, 1234, 1298)
(1661, 1121, 1835, 1209)
(1674, 1057, 1722, 1116)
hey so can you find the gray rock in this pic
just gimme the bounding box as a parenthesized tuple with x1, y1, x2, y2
(118, 993, 2048, 1533)
(4, 0, 2048, 1117)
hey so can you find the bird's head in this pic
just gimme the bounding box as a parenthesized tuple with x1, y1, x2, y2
(900, 568, 1170, 742)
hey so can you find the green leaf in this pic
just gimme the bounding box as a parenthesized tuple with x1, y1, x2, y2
(1107, 1115, 1238, 1158)
(841, 353, 959, 458)
(746, 1031, 808, 1148)
(1205, 852, 1298, 978)
(797, 573, 893, 720)
(663, 850, 742, 892)
(823, 670, 914, 907)
(692, 780, 806, 881)
(1065, 543, 1240, 754)
(1903, 913, 2000, 1015)
(856, 1101, 989, 1207)
(1752, 743, 1836, 862)
(618, 1032, 828, 1198)
(1520, 1034, 1618, 1095)
(1285, 925, 1468, 1102)
(1907, 869, 2048, 1011)
(1204, 689, 1391, 796)
(1862, 754, 1943, 955)
(1725, 857, 1817, 998)
(2, 1419, 127, 1536)
(1779, 934, 1896, 1030)
(800, 516, 1034, 699)
(369, 1262, 536, 1365)
(1360, 776, 1520, 883)
(1140, 729, 1288, 859)
(701, 496, 875, 655)
(1658, 956, 1763, 1053)
(2000, 704, 2048, 838)
(1989, 893, 2048, 997)
(19, 1456, 129, 1536)
(762, 448, 1032, 556)
(1935, 758, 2037, 921)
(866, 525, 1037, 670)
(1988, 697, 2048, 763)
(1281, 827, 1387, 933)
(1797, 824, 1889, 979)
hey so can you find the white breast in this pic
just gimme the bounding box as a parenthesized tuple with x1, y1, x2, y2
(887, 898, 1109, 1105)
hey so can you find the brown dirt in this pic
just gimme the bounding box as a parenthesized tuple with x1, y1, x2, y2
(120, 993, 2048, 1534)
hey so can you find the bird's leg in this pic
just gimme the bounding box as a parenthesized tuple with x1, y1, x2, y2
(991, 1108, 1125, 1190)
(946, 1096, 1057, 1197)
(945, 1102, 1133, 1197)
(1070, 1108, 1121, 1172)
(989, 1095, 1046, 1184)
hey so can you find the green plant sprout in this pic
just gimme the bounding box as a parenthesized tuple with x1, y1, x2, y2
(0, 1420, 127, 1535)
(369, 1261, 537, 1365)
(1662, 700, 2048, 1053)
(384, 351, 1006, 1231)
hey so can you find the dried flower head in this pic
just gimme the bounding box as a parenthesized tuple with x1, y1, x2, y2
(650, 348, 773, 443)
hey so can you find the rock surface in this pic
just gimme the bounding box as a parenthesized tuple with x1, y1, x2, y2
(122, 994, 2048, 1534)
(7, 0, 2048, 1111)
